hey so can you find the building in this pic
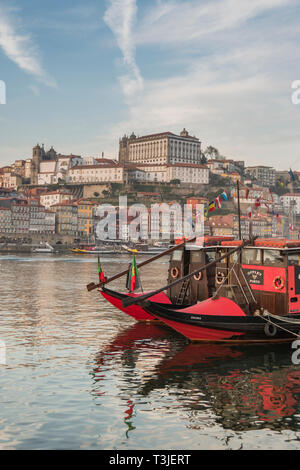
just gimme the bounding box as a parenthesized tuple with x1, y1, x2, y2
(233, 215, 273, 239)
(2, 172, 22, 190)
(0, 207, 12, 234)
(52, 201, 78, 236)
(119, 129, 202, 166)
(280, 193, 300, 215)
(75, 199, 98, 240)
(220, 172, 241, 183)
(40, 190, 74, 209)
(207, 215, 234, 236)
(245, 166, 276, 187)
(31, 144, 57, 184)
(166, 163, 209, 185)
(68, 163, 124, 184)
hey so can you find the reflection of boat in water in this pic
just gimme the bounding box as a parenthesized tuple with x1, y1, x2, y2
(89, 236, 300, 343)
(90, 324, 300, 432)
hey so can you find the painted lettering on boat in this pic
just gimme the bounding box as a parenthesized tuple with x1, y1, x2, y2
(243, 269, 264, 285)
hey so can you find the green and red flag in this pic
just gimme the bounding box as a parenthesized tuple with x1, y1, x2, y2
(98, 256, 106, 283)
(126, 255, 140, 292)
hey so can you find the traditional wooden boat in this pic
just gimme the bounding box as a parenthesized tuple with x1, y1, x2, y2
(128, 238, 300, 342)
(87, 230, 300, 342)
(87, 236, 223, 322)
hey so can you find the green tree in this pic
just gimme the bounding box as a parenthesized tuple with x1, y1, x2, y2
(204, 146, 220, 160)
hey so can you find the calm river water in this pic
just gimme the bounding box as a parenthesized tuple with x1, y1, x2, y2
(1, 253, 300, 450)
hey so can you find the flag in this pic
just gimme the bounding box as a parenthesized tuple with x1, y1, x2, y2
(126, 255, 140, 292)
(247, 206, 252, 218)
(245, 188, 250, 199)
(221, 191, 228, 201)
(208, 201, 215, 212)
(289, 168, 295, 181)
(98, 256, 106, 283)
(215, 196, 222, 208)
(204, 206, 208, 217)
(269, 189, 274, 202)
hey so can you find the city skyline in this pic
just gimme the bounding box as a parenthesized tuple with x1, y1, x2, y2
(0, 0, 300, 171)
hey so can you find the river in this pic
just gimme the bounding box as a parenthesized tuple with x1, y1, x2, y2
(0, 253, 300, 450)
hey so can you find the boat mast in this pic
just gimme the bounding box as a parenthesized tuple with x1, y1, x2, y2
(237, 180, 242, 240)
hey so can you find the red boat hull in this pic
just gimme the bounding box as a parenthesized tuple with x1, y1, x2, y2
(152, 298, 245, 341)
(100, 287, 171, 321)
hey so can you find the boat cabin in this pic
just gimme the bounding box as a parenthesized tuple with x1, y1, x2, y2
(168, 237, 300, 316)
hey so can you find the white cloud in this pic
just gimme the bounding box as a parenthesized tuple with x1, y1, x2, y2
(104, 0, 143, 98)
(0, 3, 56, 87)
(97, 0, 300, 170)
(136, 0, 294, 45)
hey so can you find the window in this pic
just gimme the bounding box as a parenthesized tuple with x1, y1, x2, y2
(242, 248, 262, 265)
(288, 253, 300, 266)
(172, 250, 183, 261)
(263, 249, 284, 266)
(191, 251, 202, 262)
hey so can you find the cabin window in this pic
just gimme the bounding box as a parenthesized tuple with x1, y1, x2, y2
(263, 250, 284, 266)
(230, 251, 239, 264)
(288, 254, 300, 266)
(242, 248, 261, 265)
(172, 250, 183, 261)
(205, 251, 216, 263)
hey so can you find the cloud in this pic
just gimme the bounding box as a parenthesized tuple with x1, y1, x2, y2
(95, 0, 300, 170)
(135, 0, 294, 45)
(104, 0, 143, 98)
(0, 3, 56, 87)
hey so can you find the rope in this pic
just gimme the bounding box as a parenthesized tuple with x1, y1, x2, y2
(258, 312, 300, 338)
(267, 312, 300, 325)
(213, 259, 239, 297)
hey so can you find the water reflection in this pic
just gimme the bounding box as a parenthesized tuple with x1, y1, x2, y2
(90, 324, 300, 434)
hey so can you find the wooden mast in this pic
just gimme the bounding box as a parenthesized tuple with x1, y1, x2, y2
(237, 179, 242, 240)
(122, 238, 253, 308)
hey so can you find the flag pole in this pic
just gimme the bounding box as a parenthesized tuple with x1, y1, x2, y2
(237, 180, 242, 239)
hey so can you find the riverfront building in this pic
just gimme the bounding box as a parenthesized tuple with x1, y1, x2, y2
(119, 129, 202, 166)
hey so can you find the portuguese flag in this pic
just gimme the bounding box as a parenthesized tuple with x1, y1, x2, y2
(126, 255, 140, 292)
(98, 256, 106, 283)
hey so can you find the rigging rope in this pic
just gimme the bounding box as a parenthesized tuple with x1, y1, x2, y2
(258, 312, 300, 338)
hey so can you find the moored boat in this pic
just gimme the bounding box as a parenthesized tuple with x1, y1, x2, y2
(136, 238, 300, 342)
(88, 235, 300, 343)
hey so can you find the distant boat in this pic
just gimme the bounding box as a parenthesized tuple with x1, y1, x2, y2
(122, 245, 138, 253)
(33, 242, 54, 253)
(71, 247, 120, 255)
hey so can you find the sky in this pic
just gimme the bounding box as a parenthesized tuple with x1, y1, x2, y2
(0, 0, 300, 170)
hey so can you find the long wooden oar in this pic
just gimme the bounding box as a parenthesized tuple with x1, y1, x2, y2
(122, 239, 252, 308)
(86, 237, 196, 292)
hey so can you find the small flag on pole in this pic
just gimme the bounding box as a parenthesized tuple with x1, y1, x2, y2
(98, 256, 106, 283)
(221, 191, 228, 201)
(208, 201, 215, 212)
(247, 206, 252, 218)
(289, 168, 295, 181)
(215, 196, 222, 209)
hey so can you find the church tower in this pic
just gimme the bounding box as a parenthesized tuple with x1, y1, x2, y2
(31, 144, 45, 184)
